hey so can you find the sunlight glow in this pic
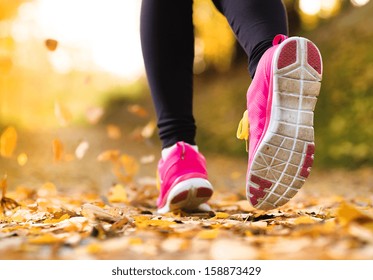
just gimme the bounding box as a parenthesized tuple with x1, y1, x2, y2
(299, 0, 322, 15)
(351, 0, 370, 6)
(13, 0, 144, 80)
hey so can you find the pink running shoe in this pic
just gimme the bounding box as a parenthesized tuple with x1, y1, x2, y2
(237, 35, 323, 210)
(156, 141, 214, 214)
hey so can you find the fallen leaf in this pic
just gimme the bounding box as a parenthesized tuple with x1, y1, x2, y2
(112, 154, 140, 183)
(293, 215, 317, 225)
(140, 154, 155, 164)
(85, 107, 104, 124)
(337, 202, 373, 226)
(86, 243, 102, 254)
(134, 216, 176, 229)
(1, 175, 19, 212)
(127, 104, 149, 118)
(213, 212, 230, 219)
(75, 141, 89, 159)
(52, 139, 64, 162)
(45, 39, 58, 51)
(97, 149, 120, 162)
(196, 229, 219, 240)
(108, 184, 128, 204)
(141, 121, 156, 139)
(0, 126, 17, 158)
(107, 124, 121, 139)
(44, 214, 70, 224)
(29, 233, 64, 244)
(81, 203, 122, 223)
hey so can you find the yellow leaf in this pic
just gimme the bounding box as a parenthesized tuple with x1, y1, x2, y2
(141, 121, 156, 139)
(52, 138, 64, 162)
(197, 229, 219, 240)
(107, 124, 121, 139)
(337, 202, 373, 226)
(1, 174, 7, 198)
(17, 153, 28, 166)
(44, 213, 70, 224)
(97, 149, 120, 162)
(127, 104, 148, 118)
(108, 184, 128, 203)
(293, 215, 317, 225)
(214, 212, 230, 219)
(29, 233, 63, 244)
(87, 243, 102, 254)
(119, 154, 139, 177)
(129, 237, 143, 245)
(0, 126, 17, 158)
(134, 216, 175, 229)
(112, 154, 139, 183)
(45, 38, 58, 51)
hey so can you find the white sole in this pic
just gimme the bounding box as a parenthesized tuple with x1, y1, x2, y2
(157, 178, 213, 214)
(247, 37, 323, 210)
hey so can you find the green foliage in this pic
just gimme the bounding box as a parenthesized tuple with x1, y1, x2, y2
(309, 2, 373, 168)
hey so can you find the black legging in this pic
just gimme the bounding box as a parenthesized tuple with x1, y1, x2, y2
(140, 0, 288, 148)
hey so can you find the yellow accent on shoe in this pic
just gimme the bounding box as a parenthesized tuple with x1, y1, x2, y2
(236, 110, 249, 152)
(156, 170, 161, 190)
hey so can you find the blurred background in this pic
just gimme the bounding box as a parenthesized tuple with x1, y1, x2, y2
(1, 0, 372, 175)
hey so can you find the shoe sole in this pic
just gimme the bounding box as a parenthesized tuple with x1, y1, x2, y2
(157, 178, 213, 214)
(247, 37, 323, 210)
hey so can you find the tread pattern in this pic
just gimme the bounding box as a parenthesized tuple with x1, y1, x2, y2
(248, 37, 323, 210)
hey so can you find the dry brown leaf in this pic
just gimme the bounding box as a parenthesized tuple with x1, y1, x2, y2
(52, 139, 64, 162)
(1, 175, 19, 213)
(81, 203, 122, 223)
(107, 124, 121, 139)
(0, 126, 17, 158)
(54, 101, 72, 127)
(45, 39, 58, 51)
(127, 104, 149, 118)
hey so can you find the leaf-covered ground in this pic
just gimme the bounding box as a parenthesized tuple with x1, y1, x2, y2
(1, 120, 373, 260)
